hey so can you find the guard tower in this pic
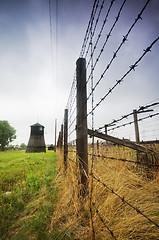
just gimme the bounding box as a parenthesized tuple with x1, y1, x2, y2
(26, 123, 46, 153)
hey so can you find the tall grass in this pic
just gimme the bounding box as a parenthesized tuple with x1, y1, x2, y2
(51, 144, 159, 239)
(0, 150, 57, 240)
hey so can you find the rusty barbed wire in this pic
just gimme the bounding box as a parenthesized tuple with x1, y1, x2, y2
(98, 101, 159, 131)
(85, 0, 106, 60)
(68, 92, 76, 116)
(58, 0, 159, 238)
(89, 18, 96, 239)
(87, 0, 127, 79)
(68, 105, 76, 122)
(66, 73, 76, 110)
(94, 205, 117, 240)
(87, 153, 159, 167)
(87, 0, 151, 98)
(87, 36, 159, 117)
(68, 145, 159, 165)
(68, 116, 76, 130)
(68, 146, 159, 167)
(92, 173, 159, 229)
(80, 0, 99, 57)
(68, 128, 76, 138)
(138, 101, 159, 112)
(108, 112, 159, 132)
(85, 0, 114, 60)
(71, 0, 152, 127)
(99, 112, 133, 130)
(68, 95, 75, 112)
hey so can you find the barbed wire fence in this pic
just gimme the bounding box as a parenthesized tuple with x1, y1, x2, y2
(56, 0, 159, 238)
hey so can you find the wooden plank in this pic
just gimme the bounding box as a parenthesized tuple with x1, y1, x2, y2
(88, 129, 150, 153)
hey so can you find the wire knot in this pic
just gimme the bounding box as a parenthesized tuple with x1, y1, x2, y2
(123, 35, 127, 43)
(130, 64, 137, 71)
(144, 47, 151, 53)
(116, 79, 122, 84)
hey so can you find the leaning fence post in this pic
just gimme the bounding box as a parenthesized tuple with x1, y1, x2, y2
(64, 109, 68, 170)
(76, 58, 88, 196)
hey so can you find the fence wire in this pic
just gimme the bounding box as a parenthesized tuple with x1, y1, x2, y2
(57, 0, 159, 238)
(92, 173, 159, 229)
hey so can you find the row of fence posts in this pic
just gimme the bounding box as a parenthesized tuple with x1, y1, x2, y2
(56, 57, 152, 197)
(57, 58, 88, 197)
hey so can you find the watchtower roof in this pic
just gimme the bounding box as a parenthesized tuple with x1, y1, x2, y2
(30, 123, 44, 128)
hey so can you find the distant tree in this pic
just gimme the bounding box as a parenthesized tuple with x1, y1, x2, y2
(20, 143, 27, 150)
(7, 145, 15, 150)
(0, 121, 16, 151)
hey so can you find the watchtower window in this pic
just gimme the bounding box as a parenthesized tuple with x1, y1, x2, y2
(30, 123, 44, 135)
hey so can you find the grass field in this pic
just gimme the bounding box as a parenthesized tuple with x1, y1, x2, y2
(1, 147, 159, 240)
(0, 150, 58, 240)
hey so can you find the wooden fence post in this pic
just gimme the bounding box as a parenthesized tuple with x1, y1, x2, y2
(54, 119, 57, 152)
(105, 124, 108, 135)
(97, 140, 99, 155)
(76, 58, 88, 196)
(105, 124, 108, 145)
(133, 109, 140, 143)
(60, 124, 63, 151)
(57, 131, 61, 148)
(64, 109, 68, 170)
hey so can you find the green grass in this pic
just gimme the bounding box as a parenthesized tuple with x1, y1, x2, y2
(0, 150, 57, 240)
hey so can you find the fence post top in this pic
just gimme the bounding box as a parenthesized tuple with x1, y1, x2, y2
(76, 58, 86, 65)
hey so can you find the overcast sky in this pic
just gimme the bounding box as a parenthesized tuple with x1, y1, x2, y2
(0, 0, 159, 145)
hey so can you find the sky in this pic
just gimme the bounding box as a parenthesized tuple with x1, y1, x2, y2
(0, 0, 159, 146)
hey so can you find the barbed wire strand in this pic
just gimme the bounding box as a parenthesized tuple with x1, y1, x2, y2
(89, 15, 96, 240)
(80, 0, 99, 57)
(66, 73, 76, 110)
(87, 36, 159, 117)
(98, 101, 159, 131)
(92, 173, 159, 229)
(108, 112, 159, 132)
(85, 0, 106, 60)
(68, 149, 159, 168)
(87, 153, 159, 167)
(85, 0, 115, 61)
(95, 206, 117, 239)
(87, 0, 127, 80)
(87, 0, 151, 99)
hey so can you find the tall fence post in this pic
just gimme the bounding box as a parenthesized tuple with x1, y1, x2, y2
(54, 118, 57, 152)
(133, 109, 140, 143)
(105, 124, 108, 135)
(57, 131, 61, 148)
(60, 124, 63, 151)
(64, 109, 68, 170)
(105, 124, 108, 145)
(76, 58, 88, 196)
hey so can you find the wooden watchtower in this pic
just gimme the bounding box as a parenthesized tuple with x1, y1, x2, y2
(26, 123, 46, 153)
